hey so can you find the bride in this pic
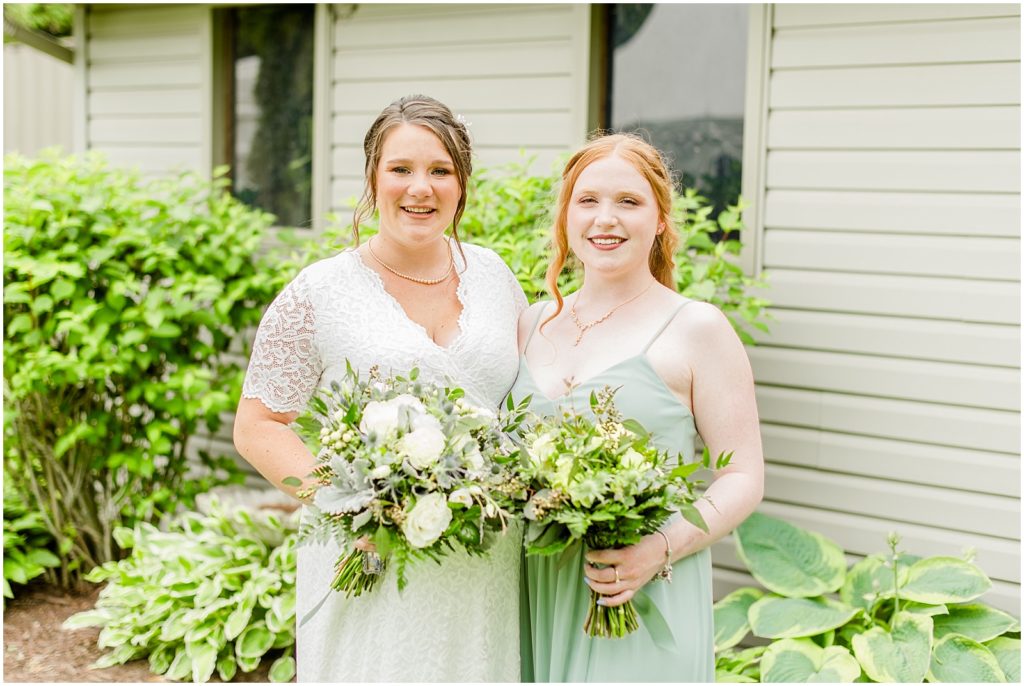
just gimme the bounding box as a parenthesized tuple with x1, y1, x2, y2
(233, 94, 527, 681)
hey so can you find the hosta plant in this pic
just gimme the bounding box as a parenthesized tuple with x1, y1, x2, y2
(63, 493, 298, 682)
(715, 513, 1020, 682)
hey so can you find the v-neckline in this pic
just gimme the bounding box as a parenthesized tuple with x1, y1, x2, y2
(518, 355, 694, 419)
(349, 248, 469, 352)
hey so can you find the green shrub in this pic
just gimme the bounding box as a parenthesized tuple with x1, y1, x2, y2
(3, 150, 282, 586)
(3, 478, 60, 602)
(714, 513, 1021, 682)
(279, 156, 770, 339)
(63, 493, 297, 682)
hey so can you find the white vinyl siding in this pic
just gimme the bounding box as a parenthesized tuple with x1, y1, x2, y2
(4, 44, 74, 156)
(326, 3, 591, 211)
(721, 3, 1022, 614)
(83, 5, 209, 177)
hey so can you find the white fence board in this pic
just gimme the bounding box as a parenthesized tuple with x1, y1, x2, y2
(749, 346, 1019, 411)
(767, 150, 1020, 193)
(772, 16, 1020, 68)
(757, 309, 1020, 367)
(770, 63, 1020, 108)
(774, 4, 1020, 28)
(764, 189, 1020, 237)
(763, 230, 1020, 281)
(762, 424, 1020, 497)
(768, 107, 1021, 150)
(756, 386, 1020, 454)
(756, 270, 1020, 324)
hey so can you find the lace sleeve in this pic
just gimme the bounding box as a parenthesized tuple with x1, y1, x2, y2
(241, 271, 322, 413)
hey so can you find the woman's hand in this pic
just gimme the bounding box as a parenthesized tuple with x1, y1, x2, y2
(354, 536, 378, 553)
(582, 533, 669, 607)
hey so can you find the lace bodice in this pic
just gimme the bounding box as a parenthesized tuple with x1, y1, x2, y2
(242, 243, 526, 412)
(240, 242, 528, 682)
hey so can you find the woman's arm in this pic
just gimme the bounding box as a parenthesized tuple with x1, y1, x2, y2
(233, 398, 316, 501)
(585, 303, 764, 605)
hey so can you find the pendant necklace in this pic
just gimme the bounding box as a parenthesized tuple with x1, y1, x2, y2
(569, 280, 656, 346)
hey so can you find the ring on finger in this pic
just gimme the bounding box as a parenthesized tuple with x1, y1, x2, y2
(613, 566, 621, 584)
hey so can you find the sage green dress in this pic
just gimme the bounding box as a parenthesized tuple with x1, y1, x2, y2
(511, 300, 715, 683)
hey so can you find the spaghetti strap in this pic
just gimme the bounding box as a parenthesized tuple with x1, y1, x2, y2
(642, 299, 699, 353)
(523, 301, 550, 351)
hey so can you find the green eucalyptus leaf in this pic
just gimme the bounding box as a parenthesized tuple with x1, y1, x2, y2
(851, 611, 932, 683)
(928, 633, 1006, 682)
(984, 637, 1020, 682)
(760, 638, 861, 683)
(749, 595, 860, 639)
(735, 513, 846, 597)
(713, 587, 763, 651)
(933, 604, 1020, 642)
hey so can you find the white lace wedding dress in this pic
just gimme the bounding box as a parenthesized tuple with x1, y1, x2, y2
(241, 243, 527, 682)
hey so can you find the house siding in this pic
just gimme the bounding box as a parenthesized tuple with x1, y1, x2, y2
(4, 44, 74, 156)
(326, 3, 591, 210)
(720, 3, 1021, 614)
(82, 4, 209, 177)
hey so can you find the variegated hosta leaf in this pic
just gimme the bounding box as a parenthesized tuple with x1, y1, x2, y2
(902, 601, 948, 616)
(927, 633, 1006, 682)
(851, 611, 932, 683)
(735, 512, 846, 597)
(715, 668, 758, 683)
(840, 554, 892, 612)
(760, 638, 861, 683)
(894, 556, 991, 604)
(714, 587, 763, 651)
(749, 595, 860, 639)
(984, 637, 1020, 682)
(933, 603, 1020, 642)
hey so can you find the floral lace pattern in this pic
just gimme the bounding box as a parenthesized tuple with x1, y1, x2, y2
(241, 243, 527, 681)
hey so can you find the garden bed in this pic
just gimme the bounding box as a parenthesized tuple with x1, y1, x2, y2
(3, 582, 280, 683)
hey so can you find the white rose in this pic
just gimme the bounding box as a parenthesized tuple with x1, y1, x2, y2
(402, 493, 453, 548)
(412, 412, 442, 432)
(622, 448, 647, 469)
(369, 465, 391, 480)
(359, 395, 426, 435)
(397, 425, 447, 469)
(449, 488, 474, 507)
(527, 432, 558, 466)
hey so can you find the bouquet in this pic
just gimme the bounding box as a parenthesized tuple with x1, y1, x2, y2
(287, 363, 526, 606)
(515, 386, 731, 640)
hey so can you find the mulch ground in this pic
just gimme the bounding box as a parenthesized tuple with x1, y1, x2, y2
(3, 581, 280, 683)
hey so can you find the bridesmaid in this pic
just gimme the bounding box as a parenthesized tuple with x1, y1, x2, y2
(511, 133, 764, 682)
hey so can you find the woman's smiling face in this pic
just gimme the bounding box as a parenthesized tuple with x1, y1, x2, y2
(374, 123, 461, 248)
(566, 153, 661, 279)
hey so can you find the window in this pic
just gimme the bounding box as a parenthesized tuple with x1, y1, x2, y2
(219, 5, 314, 228)
(606, 4, 748, 219)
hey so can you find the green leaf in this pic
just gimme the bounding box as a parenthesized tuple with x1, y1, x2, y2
(760, 638, 861, 683)
(236, 654, 262, 673)
(282, 476, 302, 487)
(934, 603, 1020, 642)
(224, 595, 255, 640)
(148, 644, 174, 675)
(748, 595, 860, 639)
(713, 587, 763, 651)
(62, 609, 109, 630)
(236, 622, 274, 659)
(850, 611, 932, 683)
(735, 513, 846, 597)
(896, 556, 991, 604)
(928, 633, 1006, 682)
(840, 554, 891, 612)
(187, 640, 218, 683)
(984, 637, 1020, 682)
(216, 653, 238, 682)
(164, 646, 193, 681)
(269, 655, 296, 682)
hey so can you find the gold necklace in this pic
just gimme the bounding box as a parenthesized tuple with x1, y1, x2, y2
(367, 237, 454, 285)
(569, 281, 656, 346)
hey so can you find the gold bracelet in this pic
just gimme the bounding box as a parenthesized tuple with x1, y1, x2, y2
(654, 529, 673, 583)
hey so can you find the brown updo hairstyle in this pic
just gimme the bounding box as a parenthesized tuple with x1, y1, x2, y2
(543, 132, 679, 325)
(352, 94, 473, 257)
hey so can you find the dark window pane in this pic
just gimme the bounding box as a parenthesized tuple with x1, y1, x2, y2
(609, 4, 747, 218)
(232, 5, 314, 228)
